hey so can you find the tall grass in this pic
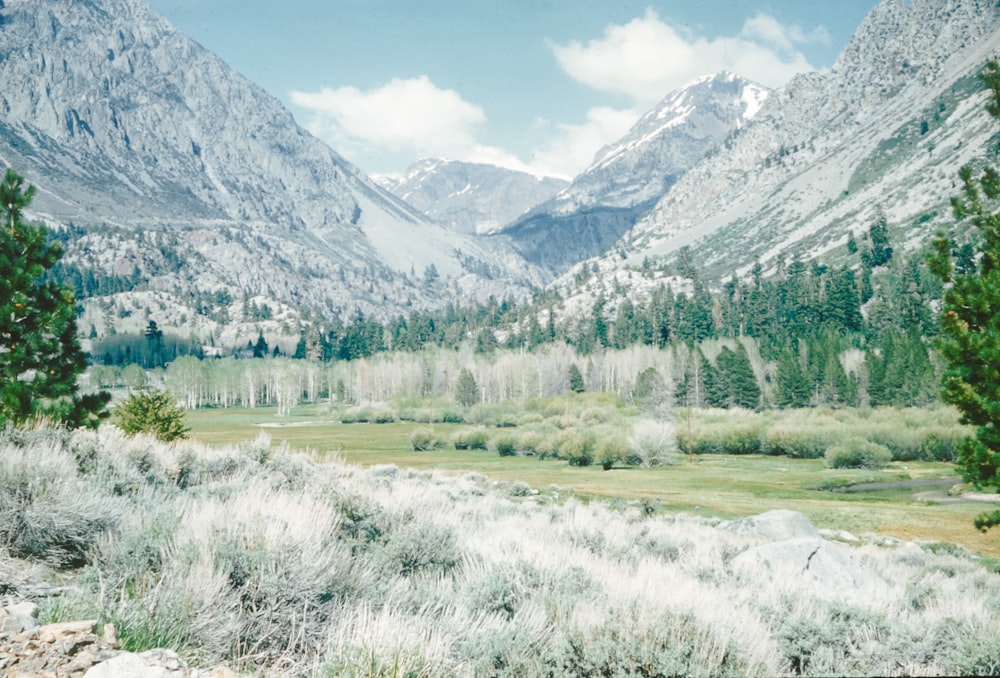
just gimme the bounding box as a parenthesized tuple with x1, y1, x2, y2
(1, 424, 997, 676)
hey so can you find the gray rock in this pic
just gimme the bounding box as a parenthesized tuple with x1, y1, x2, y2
(733, 537, 878, 591)
(719, 509, 819, 542)
(84, 649, 188, 678)
(2, 601, 38, 634)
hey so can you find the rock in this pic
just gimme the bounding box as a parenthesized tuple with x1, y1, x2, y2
(84, 651, 184, 677)
(719, 509, 820, 542)
(732, 537, 879, 592)
(0, 602, 234, 677)
(2, 601, 38, 634)
(101, 622, 119, 648)
(38, 619, 98, 643)
(191, 667, 240, 678)
(819, 528, 861, 543)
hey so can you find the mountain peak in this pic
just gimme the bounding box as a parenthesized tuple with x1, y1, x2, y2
(381, 158, 568, 235)
(0, 0, 533, 324)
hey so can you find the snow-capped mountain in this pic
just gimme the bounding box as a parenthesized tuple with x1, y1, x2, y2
(498, 72, 769, 275)
(377, 159, 567, 235)
(0, 0, 533, 329)
(604, 0, 1000, 283)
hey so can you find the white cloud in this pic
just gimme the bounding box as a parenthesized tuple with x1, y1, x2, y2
(526, 9, 830, 178)
(550, 9, 823, 106)
(291, 76, 549, 176)
(291, 76, 487, 160)
(529, 106, 641, 179)
(291, 11, 832, 180)
(742, 13, 831, 54)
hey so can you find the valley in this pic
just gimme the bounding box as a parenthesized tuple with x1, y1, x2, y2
(3, 0, 1000, 675)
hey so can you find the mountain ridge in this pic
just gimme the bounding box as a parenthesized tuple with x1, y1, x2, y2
(376, 159, 568, 236)
(497, 72, 770, 275)
(613, 0, 1000, 279)
(0, 0, 533, 331)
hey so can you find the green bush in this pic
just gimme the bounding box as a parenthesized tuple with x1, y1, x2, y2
(341, 405, 397, 424)
(596, 436, 630, 470)
(408, 427, 441, 452)
(766, 424, 840, 459)
(508, 480, 533, 497)
(452, 428, 489, 450)
(824, 438, 893, 469)
(919, 429, 964, 462)
(492, 435, 518, 457)
(378, 520, 461, 577)
(678, 419, 766, 455)
(116, 390, 189, 442)
(559, 429, 596, 467)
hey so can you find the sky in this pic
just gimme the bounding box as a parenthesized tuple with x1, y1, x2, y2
(146, 0, 879, 179)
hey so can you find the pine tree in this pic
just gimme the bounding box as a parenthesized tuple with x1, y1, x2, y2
(252, 331, 269, 358)
(455, 368, 478, 407)
(775, 345, 811, 408)
(0, 169, 109, 427)
(144, 319, 164, 368)
(724, 344, 761, 409)
(116, 389, 189, 441)
(702, 351, 728, 408)
(568, 363, 585, 393)
(927, 60, 1000, 529)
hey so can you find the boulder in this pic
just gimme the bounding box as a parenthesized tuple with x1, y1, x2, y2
(732, 537, 878, 591)
(84, 649, 188, 678)
(719, 509, 819, 542)
(2, 601, 38, 634)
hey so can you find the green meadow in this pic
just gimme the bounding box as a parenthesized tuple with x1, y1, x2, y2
(184, 402, 1000, 558)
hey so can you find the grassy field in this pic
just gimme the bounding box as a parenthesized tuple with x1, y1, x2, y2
(185, 405, 1000, 558)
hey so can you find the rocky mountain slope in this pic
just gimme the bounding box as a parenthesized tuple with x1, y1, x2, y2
(601, 0, 1000, 284)
(0, 0, 533, 332)
(377, 159, 567, 235)
(498, 73, 769, 275)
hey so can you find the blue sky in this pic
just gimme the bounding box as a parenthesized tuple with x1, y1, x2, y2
(147, 0, 878, 178)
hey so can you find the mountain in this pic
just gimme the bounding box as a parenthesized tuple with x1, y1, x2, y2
(376, 159, 567, 235)
(0, 0, 533, 335)
(497, 72, 769, 275)
(602, 0, 1000, 284)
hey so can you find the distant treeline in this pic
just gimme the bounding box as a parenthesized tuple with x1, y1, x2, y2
(80, 216, 954, 411)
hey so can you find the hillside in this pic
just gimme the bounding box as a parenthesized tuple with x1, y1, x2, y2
(498, 72, 768, 275)
(377, 159, 568, 235)
(606, 0, 1000, 283)
(0, 0, 534, 334)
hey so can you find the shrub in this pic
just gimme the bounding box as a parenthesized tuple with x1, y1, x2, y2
(596, 435, 630, 470)
(492, 435, 518, 457)
(372, 408, 397, 424)
(466, 402, 521, 427)
(378, 520, 461, 577)
(116, 390, 189, 442)
(409, 427, 441, 452)
(559, 429, 595, 467)
(629, 419, 678, 467)
(825, 438, 893, 469)
(341, 405, 397, 424)
(766, 424, 839, 458)
(515, 425, 560, 457)
(508, 480, 533, 497)
(452, 428, 489, 451)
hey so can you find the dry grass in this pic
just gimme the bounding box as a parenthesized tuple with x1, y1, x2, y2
(2, 423, 999, 676)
